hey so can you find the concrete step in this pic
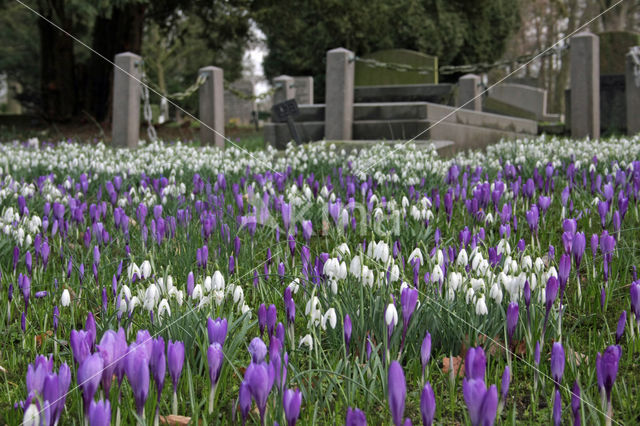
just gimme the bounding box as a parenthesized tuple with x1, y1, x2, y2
(353, 119, 432, 140)
(354, 84, 454, 103)
(424, 103, 538, 134)
(295, 104, 325, 122)
(264, 121, 324, 149)
(353, 102, 429, 120)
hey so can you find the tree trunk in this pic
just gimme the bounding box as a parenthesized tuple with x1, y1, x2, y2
(86, 3, 146, 123)
(38, 0, 76, 121)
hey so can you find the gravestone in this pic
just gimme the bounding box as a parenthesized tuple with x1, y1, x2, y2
(325, 48, 354, 140)
(570, 32, 600, 139)
(457, 74, 481, 111)
(224, 79, 255, 125)
(293, 77, 313, 104)
(354, 49, 438, 86)
(112, 52, 142, 148)
(198, 66, 225, 148)
(273, 75, 295, 106)
(627, 48, 640, 135)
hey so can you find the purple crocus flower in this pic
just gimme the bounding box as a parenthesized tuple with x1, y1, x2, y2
(258, 304, 267, 336)
(85, 312, 97, 350)
(463, 379, 498, 426)
(591, 233, 599, 261)
(151, 337, 166, 403)
(344, 314, 352, 353)
(237, 381, 252, 425)
(550, 342, 565, 386)
(70, 329, 92, 366)
(249, 337, 268, 364)
(126, 344, 150, 416)
(207, 317, 228, 346)
(631, 281, 640, 323)
(598, 200, 609, 228)
(553, 389, 562, 426)
(346, 407, 367, 425)
(245, 361, 275, 425)
(267, 304, 277, 337)
(283, 388, 302, 426)
(506, 302, 518, 345)
(465, 347, 486, 381)
(96, 330, 120, 395)
(400, 287, 418, 349)
(572, 232, 586, 268)
(571, 381, 581, 426)
(501, 365, 510, 404)
(558, 254, 571, 299)
(302, 220, 312, 243)
(543, 276, 559, 334)
(420, 382, 436, 426)
(207, 342, 224, 413)
(78, 353, 104, 415)
(597, 345, 622, 402)
(89, 399, 111, 426)
(388, 361, 406, 426)
(167, 339, 185, 395)
(421, 331, 432, 379)
(616, 311, 626, 344)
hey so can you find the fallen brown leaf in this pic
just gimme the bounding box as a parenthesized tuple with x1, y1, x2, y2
(36, 330, 54, 347)
(442, 356, 464, 377)
(160, 415, 193, 426)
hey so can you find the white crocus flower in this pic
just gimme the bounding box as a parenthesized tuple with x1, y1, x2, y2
(61, 289, 71, 307)
(385, 304, 398, 328)
(476, 295, 489, 315)
(299, 334, 313, 350)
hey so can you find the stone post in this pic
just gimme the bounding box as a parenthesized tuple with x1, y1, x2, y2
(325, 48, 355, 140)
(273, 75, 295, 106)
(112, 52, 142, 148)
(293, 76, 314, 104)
(626, 48, 640, 135)
(457, 74, 481, 111)
(199, 66, 225, 148)
(570, 32, 600, 139)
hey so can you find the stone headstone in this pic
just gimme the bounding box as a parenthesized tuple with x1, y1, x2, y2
(325, 48, 355, 140)
(627, 48, 640, 135)
(293, 77, 313, 105)
(354, 49, 437, 86)
(457, 74, 481, 111)
(199, 66, 225, 148)
(570, 32, 600, 139)
(112, 52, 142, 148)
(273, 75, 295, 106)
(488, 83, 548, 120)
(224, 79, 255, 125)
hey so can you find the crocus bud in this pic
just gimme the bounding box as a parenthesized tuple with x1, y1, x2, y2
(388, 361, 406, 426)
(420, 382, 436, 426)
(344, 314, 352, 353)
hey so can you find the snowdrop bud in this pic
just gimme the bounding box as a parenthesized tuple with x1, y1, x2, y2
(349, 256, 362, 278)
(233, 286, 244, 304)
(191, 284, 203, 301)
(431, 264, 444, 283)
(322, 308, 337, 330)
(212, 271, 225, 291)
(390, 264, 400, 282)
(158, 299, 171, 320)
(144, 284, 159, 311)
(204, 276, 213, 292)
(61, 289, 71, 307)
(465, 287, 475, 304)
(457, 249, 469, 267)
(490, 283, 503, 304)
(449, 272, 462, 291)
(385, 304, 398, 327)
(476, 295, 488, 315)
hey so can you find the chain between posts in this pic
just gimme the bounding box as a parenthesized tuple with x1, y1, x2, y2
(140, 69, 158, 142)
(354, 43, 570, 76)
(223, 81, 277, 101)
(630, 46, 640, 88)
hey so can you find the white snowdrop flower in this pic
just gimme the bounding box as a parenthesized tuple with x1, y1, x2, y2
(465, 287, 475, 304)
(389, 264, 400, 282)
(321, 308, 337, 330)
(369, 194, 379, 206)
(140, 260, 152, 279)
(191, 284, 203, 301)
(323, 258, 339, 278)
(485, 212, 494, 224)
(118, 298, 128, 314)
(410, 205, 421, 221)
(431, 264, 444, 283)
(457, 249, 469, 267)
(401, 196, 410, 208)
(399, 281, 409, 293)
(470, 278, 485, 292)
(144, 284, 160, 311)
(471, 253, 483, 271)
(129, 296, 140, 313)
(547, 266, 558, 279)
(23, 403, 41, 426)
(497, 240, 511, 256)
(197, 296, 211, 310)
(61, 289, 71, 307)
(204, 276, 213, 293)
(241, 303, 251, 316)
(305, 296, 321, 316)
(385, 303, 398, 327)
(534, 257, 545, 274)
(349, 255, 362, 278)
(447, 287, 456, 301)
(288, 278, 300, 294)
(335, 243, 351, 258)
(299, 334, 313, 350)
(233, 286, 244, 305)
(425, 209, 434, 221)
(420, 197, 432, 209)
(320, 186, 329, 198)
(529, 273, 537, 290)
(338, 261, 347, 280)
(212, 271, 225, 291)
(489, 283, 503, 304)
(340, 209, 349, 227)
(434, 249, 444, 266)
(362, 266, 374, 287)
(449, 271, 462, 292)
(408, 248, 423, 266)
(476, 295, 489, 315)
(157, 299, 171, 320)
(128, 263, 140, 281)
(213, 290, 224, 306)
(510, 259, 519, 275)
(374, 242, 389, 264)
(120, 285, 132, 302)
(169, 287, 184, 306)
(538, 287, 546, 304)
